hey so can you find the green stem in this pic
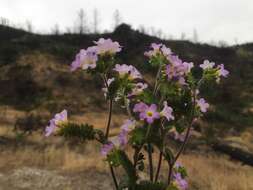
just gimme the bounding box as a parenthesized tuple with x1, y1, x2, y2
(155, 120, 165, 182)
(101, 74, 118, 190)
(105, 99, 113, 139)
(167, 163, 173, 186)
(167, 90, 196, 185)
(154, 151, 163, 182)
(110, 165, 119, 190)
(147, 143, 154, 181)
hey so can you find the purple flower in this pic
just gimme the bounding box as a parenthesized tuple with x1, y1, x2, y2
(128, 82, 148, 97)
(118, 130, 128, 147)
(121, 119, 135, 132)
(200, 60, 215, 70)
(94, 38, 121, 55)
(217, 64, 229, 77)
(173, 131, 186, 142)
(174, 162, 183, 169)
(71, 47, 98, 71)
(165, 55, 193, 85)
(161, 45, 173, 56)
(197, 98, 209, 113)
(45, 109, 68, 137)
(133, 102, 149, 113)
(113, 64, 142, 80)
(45, 119, 56, 137)
(144, 43, 173, 58)
(71, 52, 82, 71)
(160, 101, 174, 122)
(139, 104, 160, 124)
(118, 119, 135, 147)
(101, 142, 114, 156)
(173, 173, 188, 190)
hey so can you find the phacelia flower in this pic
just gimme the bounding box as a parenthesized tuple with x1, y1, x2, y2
(160, 101, 174, 122)
(173, 173, 188, 190)
(71, 47, 98, 71)
(196, 98, 209, 113)
(172, 130, 190, 142)
(200, 60, 215, 70)
(94, 38, 122, 55)
(113, 64, 142, 80)
(144, 43, 162, 57)
(165, 54, 194, 85)
(118, 119, 136, 147)
(121, 119, 136, 132)
(128, 82, 148, 97)
(133, 102, 149, 113)
(144, 43, 173, 58)
(138, 104, 160, 124)
(217, 64, 229, 77)
(101, 142, 114, 156)
(45, 109, 68, 137)
(161, 45, 173, 57)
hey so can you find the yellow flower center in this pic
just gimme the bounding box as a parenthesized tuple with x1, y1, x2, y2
(147, 111, 153, 117)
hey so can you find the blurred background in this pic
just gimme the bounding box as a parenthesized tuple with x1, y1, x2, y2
(0, 0, 253, 190)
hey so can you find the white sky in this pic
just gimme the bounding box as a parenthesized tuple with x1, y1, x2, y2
(1, 0, 253, 44)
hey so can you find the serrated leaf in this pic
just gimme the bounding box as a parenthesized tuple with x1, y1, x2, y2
(163, 147, 174, 165)
(58, 123, 96, 142)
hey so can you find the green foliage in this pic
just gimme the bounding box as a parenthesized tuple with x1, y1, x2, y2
(129, 127, 147, 146)
(108, 150, 137, 187)
(163, 147, 175, 165)
(166, 184, 180, 190)
(134, 181, 167, 190)
(58, 123, 103, 142)
(14, 113, 45, 134)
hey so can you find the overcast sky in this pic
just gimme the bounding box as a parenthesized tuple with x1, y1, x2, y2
(1, 0, 253, 44)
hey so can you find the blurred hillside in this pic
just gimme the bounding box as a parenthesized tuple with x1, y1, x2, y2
(0, 23, 253, 138)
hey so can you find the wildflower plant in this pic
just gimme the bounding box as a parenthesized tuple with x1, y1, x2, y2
(45, 39, 229, 190)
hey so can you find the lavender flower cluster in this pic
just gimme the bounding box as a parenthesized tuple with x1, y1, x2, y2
(45, 39, 229, 190)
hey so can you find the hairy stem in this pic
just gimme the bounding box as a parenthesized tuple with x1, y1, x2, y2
(155, 151, 163, 182)
(110, 165, 119, 190)
(147, 143, 154, 181)
(105, 99, 113, 139)
(167, 163, 173, 186)
(155, 121, 165, 182)
(153, 64, 162, 96)
(167, 90, 196, 185)
(101, 74, 118, 190)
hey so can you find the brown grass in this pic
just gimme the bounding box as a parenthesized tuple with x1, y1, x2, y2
(0, 134, 253, 190)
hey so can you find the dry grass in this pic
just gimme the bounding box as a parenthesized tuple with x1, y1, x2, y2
(0, 135, 253, 190)
(181, 154, 253, 190)
(0, 108, 252, 190)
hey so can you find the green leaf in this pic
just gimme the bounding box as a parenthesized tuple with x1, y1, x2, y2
(107, 150, 137, 187)
(163, 147, 174, 165)
(58, 123, 97, 142)
(129, 127, 147, 146)
(135, 181, 167, 190)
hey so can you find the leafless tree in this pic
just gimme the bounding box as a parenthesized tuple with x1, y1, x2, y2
(193, 28, 198, 43)
(65, 27, 72, 34)
(138, 25, 146, 34)
(181, 32, 186, 40)
(218, 40, 228, 47)
(51, 24, 60, 35)
(0, 17, 10, 26)
(25, 20, 33, 32)
(112, 9, 122, 30)
(76, 8, 88, 34)
(157, 29, 163, 39)
(93, 8, 100, 33)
